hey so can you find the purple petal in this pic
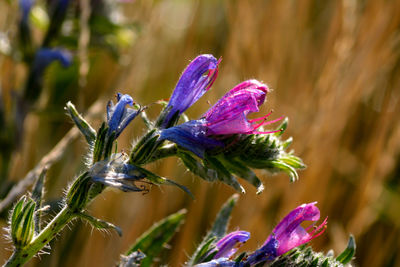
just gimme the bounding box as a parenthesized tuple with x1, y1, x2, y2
(214, 231, 250, 258)
(159, 120, 223, 157)
(203, 80, 268, 135)
(107, 94, 135, 135)
(163, 54, 219, 127)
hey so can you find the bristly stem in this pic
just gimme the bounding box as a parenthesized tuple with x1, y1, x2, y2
(4, 206, 74, 267)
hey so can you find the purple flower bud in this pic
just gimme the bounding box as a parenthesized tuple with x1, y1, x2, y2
(33, 48, 72, 76)
(203, 80, 282, 135)
(245, 202, 328, 265)
(194, 258, 238, 267)
(212, 231, 250, 259)
(107, 93, 140, 138)
(161, 54, 219, 128)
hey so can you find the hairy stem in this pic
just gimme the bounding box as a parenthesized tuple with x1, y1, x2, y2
(4, 206, 74, 267)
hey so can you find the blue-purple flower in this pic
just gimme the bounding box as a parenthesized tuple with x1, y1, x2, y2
(244, 202, 328, 265)
(107, 93, 141, 138)
(32, 48, 72, 76)
(19, 0, 34, 23)
(159, 80, 283, 157)
(160, 54, 219, 128)
(209, 231, 250, 259)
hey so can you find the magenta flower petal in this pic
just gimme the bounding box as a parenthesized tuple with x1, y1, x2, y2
(202, 80, 281, 135)
(245, 202, 327, 265)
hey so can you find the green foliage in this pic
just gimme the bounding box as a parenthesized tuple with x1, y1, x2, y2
(189, 194, 238, 265)
(178, 118, 305, 193)
(125, 209, 187, 267)
(336, 235, 356, 264)
(10, 197, 36, 248)
(65, 101, 96, 144)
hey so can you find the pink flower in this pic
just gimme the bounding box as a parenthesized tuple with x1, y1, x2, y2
(245, 202, 328, 265)
(203, 80, 282, 135)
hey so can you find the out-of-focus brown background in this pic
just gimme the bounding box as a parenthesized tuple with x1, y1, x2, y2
(1, 0, 400, 266)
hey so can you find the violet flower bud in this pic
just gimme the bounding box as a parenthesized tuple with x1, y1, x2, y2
(211, 231, 250, 259)
(107, 93, 141, 138)
(159, 54, 219, 128)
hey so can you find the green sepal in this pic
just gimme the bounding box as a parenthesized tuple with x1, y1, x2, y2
(273, 117, 289, 137)
(11, 197, 36, 248)
(130, 129, 160, 165)
(269, 245, 348, 267)
(178, 151, 218, 182)
(66, 173, 92, 212)
(132, 164, 194, 199)
(126, 209, 187, 267)
(31, 167, 47, 233)
(336, 235, 356, 264)
(93, 122, 108, 163)
(204, 155, 245, 193)
(104, 131, 116, 159)
(189, 194, 238, 265)
(77, 212, 122, 236)
(65, 101, 96, 144)
(218, 155, 264, 194)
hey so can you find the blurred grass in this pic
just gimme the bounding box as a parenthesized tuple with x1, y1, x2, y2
(1, 0, 400, 266)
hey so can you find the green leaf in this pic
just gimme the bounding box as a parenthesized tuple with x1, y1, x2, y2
(336, 235, 356, 264)
(126, 209, 187, 267)
(189, 194, 238, 265)
(77, 212, 122, 236)
(204, 155, 245, 193)
(93, 122, 107, 163)
(131, 164, 194, 199)
(178, 151, 218, 182)
(65, 101, 96, 144)
(218, 155, 264, 194)
(31, 167, 47, 233)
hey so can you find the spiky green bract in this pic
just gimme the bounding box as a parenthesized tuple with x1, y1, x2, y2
(66, 172, 92, 212)
(189, 194, 238, 265)
(125, 209, 187, 267)
(10, 196, 36, 248)
(268, 243, 352, 267)
(177, 118, 304, 193)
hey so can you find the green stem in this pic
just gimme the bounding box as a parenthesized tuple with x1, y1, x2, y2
(4, 206, 75, 267)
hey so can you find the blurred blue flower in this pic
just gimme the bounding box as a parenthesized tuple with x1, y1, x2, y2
(107, 93, 141, 138)
(161, 54, 219, 128)
(19, 0, 34, 23)
(32, 48, 72, 76)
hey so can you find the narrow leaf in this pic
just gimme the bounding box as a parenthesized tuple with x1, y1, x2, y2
(31, 167, 47, 233)
(336, 235, 356, 264)
(78, 212, 122, 236)
(65, 101, 96, 144)
(126, 209, 187, 267)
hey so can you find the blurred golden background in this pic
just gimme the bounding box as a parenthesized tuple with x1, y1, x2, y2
(1, 0, 400, 266)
